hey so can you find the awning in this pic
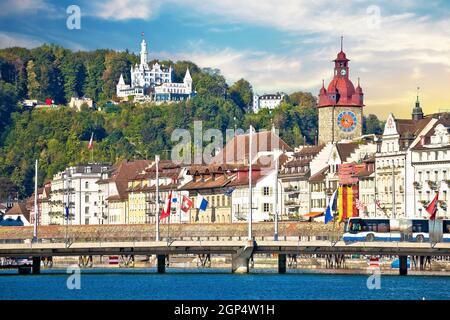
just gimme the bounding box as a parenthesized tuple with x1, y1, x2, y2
(303, 211, 324, 218)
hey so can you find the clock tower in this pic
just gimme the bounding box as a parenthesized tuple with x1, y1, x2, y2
(317, 38, 364, 144)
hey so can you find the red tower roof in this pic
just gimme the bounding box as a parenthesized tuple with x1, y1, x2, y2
(318, 44, 364, 108)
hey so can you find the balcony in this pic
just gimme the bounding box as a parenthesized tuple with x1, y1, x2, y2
(284, 186, 299, 193)
(285, 199, 300, 207)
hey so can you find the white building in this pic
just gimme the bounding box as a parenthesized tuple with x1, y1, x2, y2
(410, 117, 450, 219)
(252, 93, 286, 113)
(69, 97, 94, 111)
(375, 112, 433, 218)
(116, 38, 194, 102)
(52, 164, 110, 225)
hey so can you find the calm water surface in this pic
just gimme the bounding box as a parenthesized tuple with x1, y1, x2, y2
(0, 268, 449, 300)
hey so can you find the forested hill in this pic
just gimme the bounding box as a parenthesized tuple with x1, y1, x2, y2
(0, 44, 383, 197)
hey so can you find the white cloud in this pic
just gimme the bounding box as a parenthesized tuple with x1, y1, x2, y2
(0, 32, 43, 49)
(90, 0, 162, 20)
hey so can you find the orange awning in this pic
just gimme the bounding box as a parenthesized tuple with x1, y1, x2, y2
(303, 211, 324, 218)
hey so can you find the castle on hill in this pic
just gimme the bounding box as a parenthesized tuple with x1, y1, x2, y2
(116, 38, 194, 102)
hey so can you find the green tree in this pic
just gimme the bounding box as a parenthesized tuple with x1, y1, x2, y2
(363, 114, 383, 135)
(26, 60, 40, 99)
(228, 78, 253, 111)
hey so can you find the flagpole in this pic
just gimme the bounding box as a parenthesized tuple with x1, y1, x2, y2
(155, 155, 160, 241)
(274, 148, 279, 241)
(248, 125, 253, 241)
(33, 159, 38, 243)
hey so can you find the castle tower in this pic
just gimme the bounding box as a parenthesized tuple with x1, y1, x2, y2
(140, 39, 148, 66)
(317, 37, 364, 144)
(183, 68, 192, 94)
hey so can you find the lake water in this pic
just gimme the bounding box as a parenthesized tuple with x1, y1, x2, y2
(0, 268, 449, 300)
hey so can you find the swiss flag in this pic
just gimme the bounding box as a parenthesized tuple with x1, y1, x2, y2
(160, 191, 172, 220)
(181, 195, 193, 213)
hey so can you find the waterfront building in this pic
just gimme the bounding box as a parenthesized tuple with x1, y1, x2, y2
(97, 160, 151, 224)
(375, 108, 433, 218)
(116, 38, 194, 102)
(252, 92, 286, 113)
(181, 164, 234, 224)
(2, 202, 30, 226)
(409, 116, 450, 219)
(127, 160, 188, 224)
(279, 145, 325, 219)
(51, 164, 110, 225)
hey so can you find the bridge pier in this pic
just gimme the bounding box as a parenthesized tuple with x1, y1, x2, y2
(278, 254, 287, 274)
(399, 255, 408, 276)
(157, 255, 166, 273)
(32, 257, 40, 275)
(231, 240, 254, 274)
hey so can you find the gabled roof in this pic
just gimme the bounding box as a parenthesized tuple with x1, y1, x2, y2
(309, 166, 329, 182)
(411, 117, 450, 150)
(212, 130, 293, 165)
(336, 142, 359, 162)
(5, 202, 30, 222)
(293, 144, 325, 157)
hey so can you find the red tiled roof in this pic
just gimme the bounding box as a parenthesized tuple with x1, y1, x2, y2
(212, 130, 293, 165)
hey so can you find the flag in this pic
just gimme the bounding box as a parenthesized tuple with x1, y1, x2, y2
(337, 185, 359, 222)
(88, 133, 94, 150)
(181, 195, 193, 213)
(45, 98, 52, 105)
(224, 187, 236, 197)
(160, 191, 172, 220)
(375, 199, 382, 210)
(65, 206, 69, 219)
(426, 192, 439, 220)
(196, 194, 208, 211)
(325, 189, 338, 224)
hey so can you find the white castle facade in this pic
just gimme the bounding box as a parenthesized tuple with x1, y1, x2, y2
(116, 39, 194, 102)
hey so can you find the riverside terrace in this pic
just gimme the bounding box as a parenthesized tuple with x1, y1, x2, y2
(1, 222, 450, 276)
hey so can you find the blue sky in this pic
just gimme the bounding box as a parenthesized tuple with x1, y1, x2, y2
(1, 0, 450, 118)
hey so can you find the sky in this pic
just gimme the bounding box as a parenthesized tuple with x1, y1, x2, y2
(1, 0, 450, 119)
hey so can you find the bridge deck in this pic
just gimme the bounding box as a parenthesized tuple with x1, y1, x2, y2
(0, 240, 449, 257)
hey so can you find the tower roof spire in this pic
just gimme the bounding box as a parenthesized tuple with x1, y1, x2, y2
(341, 35, 343, 52)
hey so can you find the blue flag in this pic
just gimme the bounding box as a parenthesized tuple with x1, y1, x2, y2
(65, 206, 69, 219)
(196, 194, 208, 211)
(224, 187, 236, 197)
(325, 189, 338, 224)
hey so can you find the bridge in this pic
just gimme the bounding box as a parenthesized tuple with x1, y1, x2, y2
(1, 239, 449, 275)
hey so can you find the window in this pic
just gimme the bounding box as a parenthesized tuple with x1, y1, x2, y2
(85, 181, 89, 189)
(85, 207, 89, 214)
(85, 195, 89, 203)
(263, 187, 270, 196)
(263, 203, 270, 212)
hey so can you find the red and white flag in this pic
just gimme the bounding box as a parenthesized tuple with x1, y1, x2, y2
(180, 195, 193, 213)
(375, 199, 382, 210)
(426, 192, 439, 220)
(88, 133, 94, 150)
(160, 191, 172, 220)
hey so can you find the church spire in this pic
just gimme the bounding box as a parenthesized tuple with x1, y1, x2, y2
(412, 86, 424, 121)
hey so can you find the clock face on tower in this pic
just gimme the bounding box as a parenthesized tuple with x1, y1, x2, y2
(340, 69, 347, 76)
(337, 111, 357, 132)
